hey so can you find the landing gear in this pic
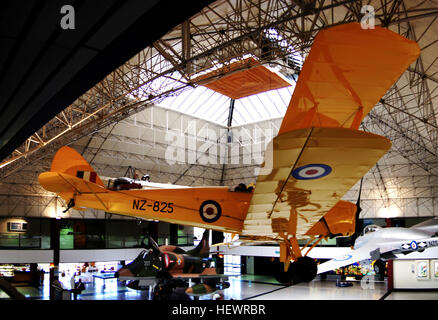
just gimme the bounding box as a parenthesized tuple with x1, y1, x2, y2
(275, 256, 318, 285)
(274, 267, 293, 284)
(373, 259, 386, 281)
(294, 256, 318, 283)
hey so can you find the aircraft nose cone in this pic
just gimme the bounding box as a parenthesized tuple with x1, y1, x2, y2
(116, 268, 134, 277)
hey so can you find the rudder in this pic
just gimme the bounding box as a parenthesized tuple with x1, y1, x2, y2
(50, 146, 104, 187)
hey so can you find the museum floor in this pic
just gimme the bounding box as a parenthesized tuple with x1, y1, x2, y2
(2, 274, 438, 300)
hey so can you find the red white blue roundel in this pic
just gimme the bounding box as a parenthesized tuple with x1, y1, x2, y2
(410, 241, 418, 250)
(199, 200, 222, 223)
(292, 164, 332, 180)
(334, 254, 352, 262)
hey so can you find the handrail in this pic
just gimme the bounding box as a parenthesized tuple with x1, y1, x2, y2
(0, 233, 196, 250)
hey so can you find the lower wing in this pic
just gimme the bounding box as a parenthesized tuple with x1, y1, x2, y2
(317, 246, 371, 274)
(317, 236, 438, 274)
(243, 127, 391, 240)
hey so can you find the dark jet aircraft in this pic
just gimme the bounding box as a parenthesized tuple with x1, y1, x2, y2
(115, 230, 230, 300)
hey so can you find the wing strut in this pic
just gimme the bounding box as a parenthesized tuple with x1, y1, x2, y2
(279, 237, 303, 272)
(303, 236, 324, 257)
(82, 180, 109, 211)
(349, 177, 364, 247)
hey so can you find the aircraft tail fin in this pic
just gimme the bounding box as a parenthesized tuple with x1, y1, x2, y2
(187, 230, 210, 258)
(49, 146, 105, 187)
(410, 217, 438, 236)
(38, 146, 107, 199)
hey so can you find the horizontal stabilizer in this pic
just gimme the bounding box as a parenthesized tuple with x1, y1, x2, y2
(38, 172, 108, 195)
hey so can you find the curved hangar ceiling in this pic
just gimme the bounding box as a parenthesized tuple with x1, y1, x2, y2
(0, 0, 215, 163)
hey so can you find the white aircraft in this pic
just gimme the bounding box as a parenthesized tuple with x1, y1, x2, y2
(317, 217, 438, 274)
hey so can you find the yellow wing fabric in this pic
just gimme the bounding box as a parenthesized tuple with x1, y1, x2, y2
(242, 22, 420, 241)
(279, 23, 420, 134)
(242, 127, 391, 238)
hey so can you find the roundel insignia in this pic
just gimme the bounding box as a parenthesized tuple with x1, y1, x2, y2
(334, 254, 352, 262)
(163, 253, 170, 268)
(292, 164, 332, 180)
(410, 241, 418, 250)
(199, 200, 222, 223)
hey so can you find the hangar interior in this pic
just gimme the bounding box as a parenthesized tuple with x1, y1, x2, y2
(0, 0, 438, 300)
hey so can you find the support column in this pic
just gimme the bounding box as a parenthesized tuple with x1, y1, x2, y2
(385, 218, 394, 291)
(49, 218, 60, 300)
(387, 260, 394, 291)
(29, 263, 39, 288)
(169, 223, 178, 245)
(212, 230, 224, 274)
(220, 98, 235, 186)
(182, 20, 192, 75)
(386, 218, 392, 227)
(148, 221, 159, 243)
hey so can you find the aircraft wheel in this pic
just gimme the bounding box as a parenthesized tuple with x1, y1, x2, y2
(274, 270, 292, 284)
(294, 256, 317, 284)
(373, 259, 386, 275)
(274, 262, 295, 284)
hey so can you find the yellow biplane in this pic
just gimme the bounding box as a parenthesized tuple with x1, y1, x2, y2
(39, 23, 420, 284)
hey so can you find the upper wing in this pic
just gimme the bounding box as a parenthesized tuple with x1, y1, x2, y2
(317, 246, 371, 274)
(279, 22, 420, 134)
(242, 22, 419, 241)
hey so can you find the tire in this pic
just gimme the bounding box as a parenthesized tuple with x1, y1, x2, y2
(294, 256, 318, 284)
(374, 259, 386, 275)
(274, 257, 317, 285)
(274, 270, 293, 284)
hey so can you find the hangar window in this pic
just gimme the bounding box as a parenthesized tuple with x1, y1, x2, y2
(159, 84, 295, 126)
(7, 222, 28, 232)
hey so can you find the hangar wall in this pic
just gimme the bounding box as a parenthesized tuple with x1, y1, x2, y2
(0, 248, 142, 264)
(393, 259, 438, 289)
